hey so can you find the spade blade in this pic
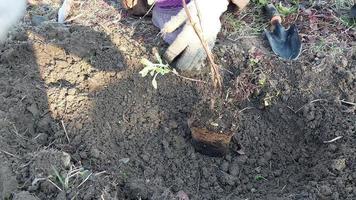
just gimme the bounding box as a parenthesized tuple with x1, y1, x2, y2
(351, 4, 356, 18)
(265, 23, 302, 60)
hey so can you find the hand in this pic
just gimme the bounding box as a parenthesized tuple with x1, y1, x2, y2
(121, 0, 150, 16)
(230, 0, 250, 10)
(161, 0, 229, 71)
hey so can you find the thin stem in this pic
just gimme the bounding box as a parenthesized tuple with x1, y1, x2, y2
(182, 0, 222, 90)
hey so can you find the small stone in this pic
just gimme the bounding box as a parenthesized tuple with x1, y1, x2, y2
(117, 60, 124, 69)
(37, 116, 52, 133)
(220, 161, 229, 172)
(27, 184, 39, 192)
(217, 171, 236, 186)
(316, 52, 325, 58)
(236, 155, 248, 164)
(75, 122, 83, 129)
(61, 152, 71, 168)
(163, 127, 170, 133)
(229, 163, 240, 176)
(168, 120, 178, 129)
(341, 57, 348, 67)
(40, 180, 57, 194)
(248, 158, 256, 165)
(79, 151, 88, 159)
(328, 144, 337, 152)
(27, 103, 40, 118)
(331, 159, 346, 171)
(320, 185, 332, 196)
(90, 148, 101, 159)
(263, 151, 272, 161)
(119, 158, 130, 164)
(225, 154, 232, 162)
(255, 167, 261, 173)
(202, 167, 209, 178)
(309, 181, 317, 186)
(176, 191, 189, 200)
(141, 154, 150, 162)
(251, 188, 257, 193)
(125, 179, 150, 199)
(67, 88, 76, 95)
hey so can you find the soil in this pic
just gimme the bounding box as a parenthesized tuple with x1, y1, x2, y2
(0, 0, 355, 200)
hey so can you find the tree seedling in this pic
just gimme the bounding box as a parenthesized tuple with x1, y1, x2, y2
(139, 53, 175, 89)
(140, 52, 206, 89)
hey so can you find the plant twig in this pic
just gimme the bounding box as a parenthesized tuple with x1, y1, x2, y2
(77, 172, 92, 188)
(340, 99, 356, 106)
(0, 149, 20, 159)
(323, 136, 343, 144)
(61, 120, 70, 143)
(173, 71, 207, 83)
(47, 179, 63, 191)
(182, 0, 222, 90)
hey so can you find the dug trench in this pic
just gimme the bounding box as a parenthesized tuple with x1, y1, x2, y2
(1, 0, 356, 200)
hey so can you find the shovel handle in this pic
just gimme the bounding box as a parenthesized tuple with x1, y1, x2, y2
(265, 4, 282, 25)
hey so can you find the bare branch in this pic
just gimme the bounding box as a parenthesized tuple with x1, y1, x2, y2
(182, 0, 222, 90)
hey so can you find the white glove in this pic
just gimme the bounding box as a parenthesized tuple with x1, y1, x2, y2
(161, 0, 229, 70)
(0, 0, 26, 42)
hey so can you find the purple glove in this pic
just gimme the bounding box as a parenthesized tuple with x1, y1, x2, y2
(155, 0, 188, 8)
(152, 0, 191, 43)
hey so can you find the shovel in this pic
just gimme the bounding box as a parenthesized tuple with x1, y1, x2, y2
(351, 4, 356, 18)
(264, 4, 302, 60)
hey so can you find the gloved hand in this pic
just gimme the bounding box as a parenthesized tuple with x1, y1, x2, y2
(159, 0, 229, 70)
(121, 0, 155, 16)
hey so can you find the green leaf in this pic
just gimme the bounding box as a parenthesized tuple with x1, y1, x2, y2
(150, 70, 156, 76)
(52, 166, 65, 188)
(140, 58, 153, 67)
(255, 175, 265, 181)
(156, 66, 171, 75)
(139, 66, 154, 77)
(258, 76, 266, 86)
(154, 52, 163, 64)
(152, 75, 158, 89)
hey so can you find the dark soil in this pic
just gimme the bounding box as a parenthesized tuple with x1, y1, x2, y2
(0, 0, 355, 200)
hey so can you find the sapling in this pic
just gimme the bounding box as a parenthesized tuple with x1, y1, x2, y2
(139, 52, 175, 89)
(140, 52, 206, 89)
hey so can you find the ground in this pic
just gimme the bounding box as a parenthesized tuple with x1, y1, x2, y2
(0, 0, 355, 199)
